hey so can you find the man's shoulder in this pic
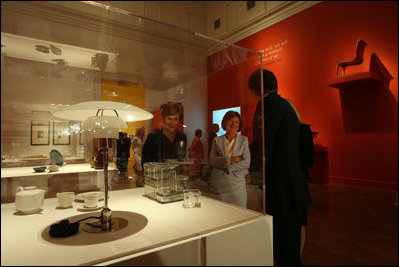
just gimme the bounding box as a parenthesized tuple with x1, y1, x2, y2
(266, 94, 293, 111)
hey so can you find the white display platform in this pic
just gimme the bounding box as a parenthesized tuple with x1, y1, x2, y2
(1, 157, 86, 168)
(1, 188, 273, 266)
(1, 163, 116, 179)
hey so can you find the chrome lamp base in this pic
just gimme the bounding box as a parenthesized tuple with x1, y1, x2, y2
(82, 207, 128, 233)
(82, 141, 128, 234)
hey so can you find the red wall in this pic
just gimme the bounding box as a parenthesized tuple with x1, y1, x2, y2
(207, 1, 398, 189)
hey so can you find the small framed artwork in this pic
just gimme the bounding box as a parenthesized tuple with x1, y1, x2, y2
(53, 121, 70, 145)
(31, 120, 50, 146)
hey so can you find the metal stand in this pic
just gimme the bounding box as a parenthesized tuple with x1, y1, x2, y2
(83, 138, 128, 233)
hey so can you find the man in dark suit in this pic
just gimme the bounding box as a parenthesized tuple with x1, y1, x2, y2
(248, 69, 312, 266)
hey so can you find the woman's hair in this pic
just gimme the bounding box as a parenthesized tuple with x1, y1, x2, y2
(221, 111, 242, 131)
(195, 129, 202, 137)
(161, 102, 183, 120)
(248, 69, 278, 96)
(135, 127, 144, 136)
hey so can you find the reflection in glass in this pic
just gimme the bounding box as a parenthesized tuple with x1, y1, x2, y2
(1, 1, 263, 212)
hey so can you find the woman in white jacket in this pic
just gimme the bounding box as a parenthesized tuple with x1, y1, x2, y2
(209, 111, 250, 208)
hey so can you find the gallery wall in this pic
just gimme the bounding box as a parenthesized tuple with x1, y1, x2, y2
(208, 1, 398, 189)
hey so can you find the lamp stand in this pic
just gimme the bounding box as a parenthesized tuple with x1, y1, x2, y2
(82, 138, 128, 233)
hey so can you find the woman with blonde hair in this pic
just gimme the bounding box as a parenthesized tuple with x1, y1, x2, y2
(209, 111, 250, 208)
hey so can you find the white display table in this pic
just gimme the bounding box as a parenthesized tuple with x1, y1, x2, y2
(1, 188, 273, 266)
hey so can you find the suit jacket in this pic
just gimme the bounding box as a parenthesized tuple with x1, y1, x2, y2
(262, 93, 311, 215)
(250, 100, 263, 173)
(209, 134, 250, 207)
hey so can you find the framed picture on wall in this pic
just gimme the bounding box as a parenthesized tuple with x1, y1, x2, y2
(53, 121, 70, 145)
(31, 120, 50, 146)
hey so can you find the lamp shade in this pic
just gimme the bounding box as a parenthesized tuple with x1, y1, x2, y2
(52, 101, 153, 122)
(53, 101, 153, 138)
(82, 116, 127, 138)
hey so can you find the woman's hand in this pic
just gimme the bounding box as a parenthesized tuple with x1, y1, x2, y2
(230, 155, 242, 163)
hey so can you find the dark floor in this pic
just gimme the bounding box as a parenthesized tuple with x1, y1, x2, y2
(111, 169, 398, 266)
(302, 182, 398, 266)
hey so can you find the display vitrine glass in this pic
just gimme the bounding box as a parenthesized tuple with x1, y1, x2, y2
(143, 162, 189, 203)
(1, 1, 264, 213)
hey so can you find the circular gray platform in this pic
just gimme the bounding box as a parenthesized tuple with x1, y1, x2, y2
(41, 210, 148, 246)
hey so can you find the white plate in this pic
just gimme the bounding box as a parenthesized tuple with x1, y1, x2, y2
(56, 205, 73, 209)
(75, 191, 107, 202)
(77, 205, 103, 211)
(15, 208, 42, 214)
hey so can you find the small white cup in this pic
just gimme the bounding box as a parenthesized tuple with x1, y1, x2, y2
(83, 192, 98, 208)
(56, 192, 74, 208)
(183, 189, 201, 208)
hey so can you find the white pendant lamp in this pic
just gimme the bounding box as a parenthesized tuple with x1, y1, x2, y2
(53, 101, 153, 233)
(82, 116, 128, 138)
(53, 101, 153, 122)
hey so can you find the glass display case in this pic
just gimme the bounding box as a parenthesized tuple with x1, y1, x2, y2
(1, 2, 271, 265)
(1, 2, 263, 211)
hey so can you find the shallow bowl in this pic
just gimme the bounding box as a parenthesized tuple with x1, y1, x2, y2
(33, 166, 47, 172)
